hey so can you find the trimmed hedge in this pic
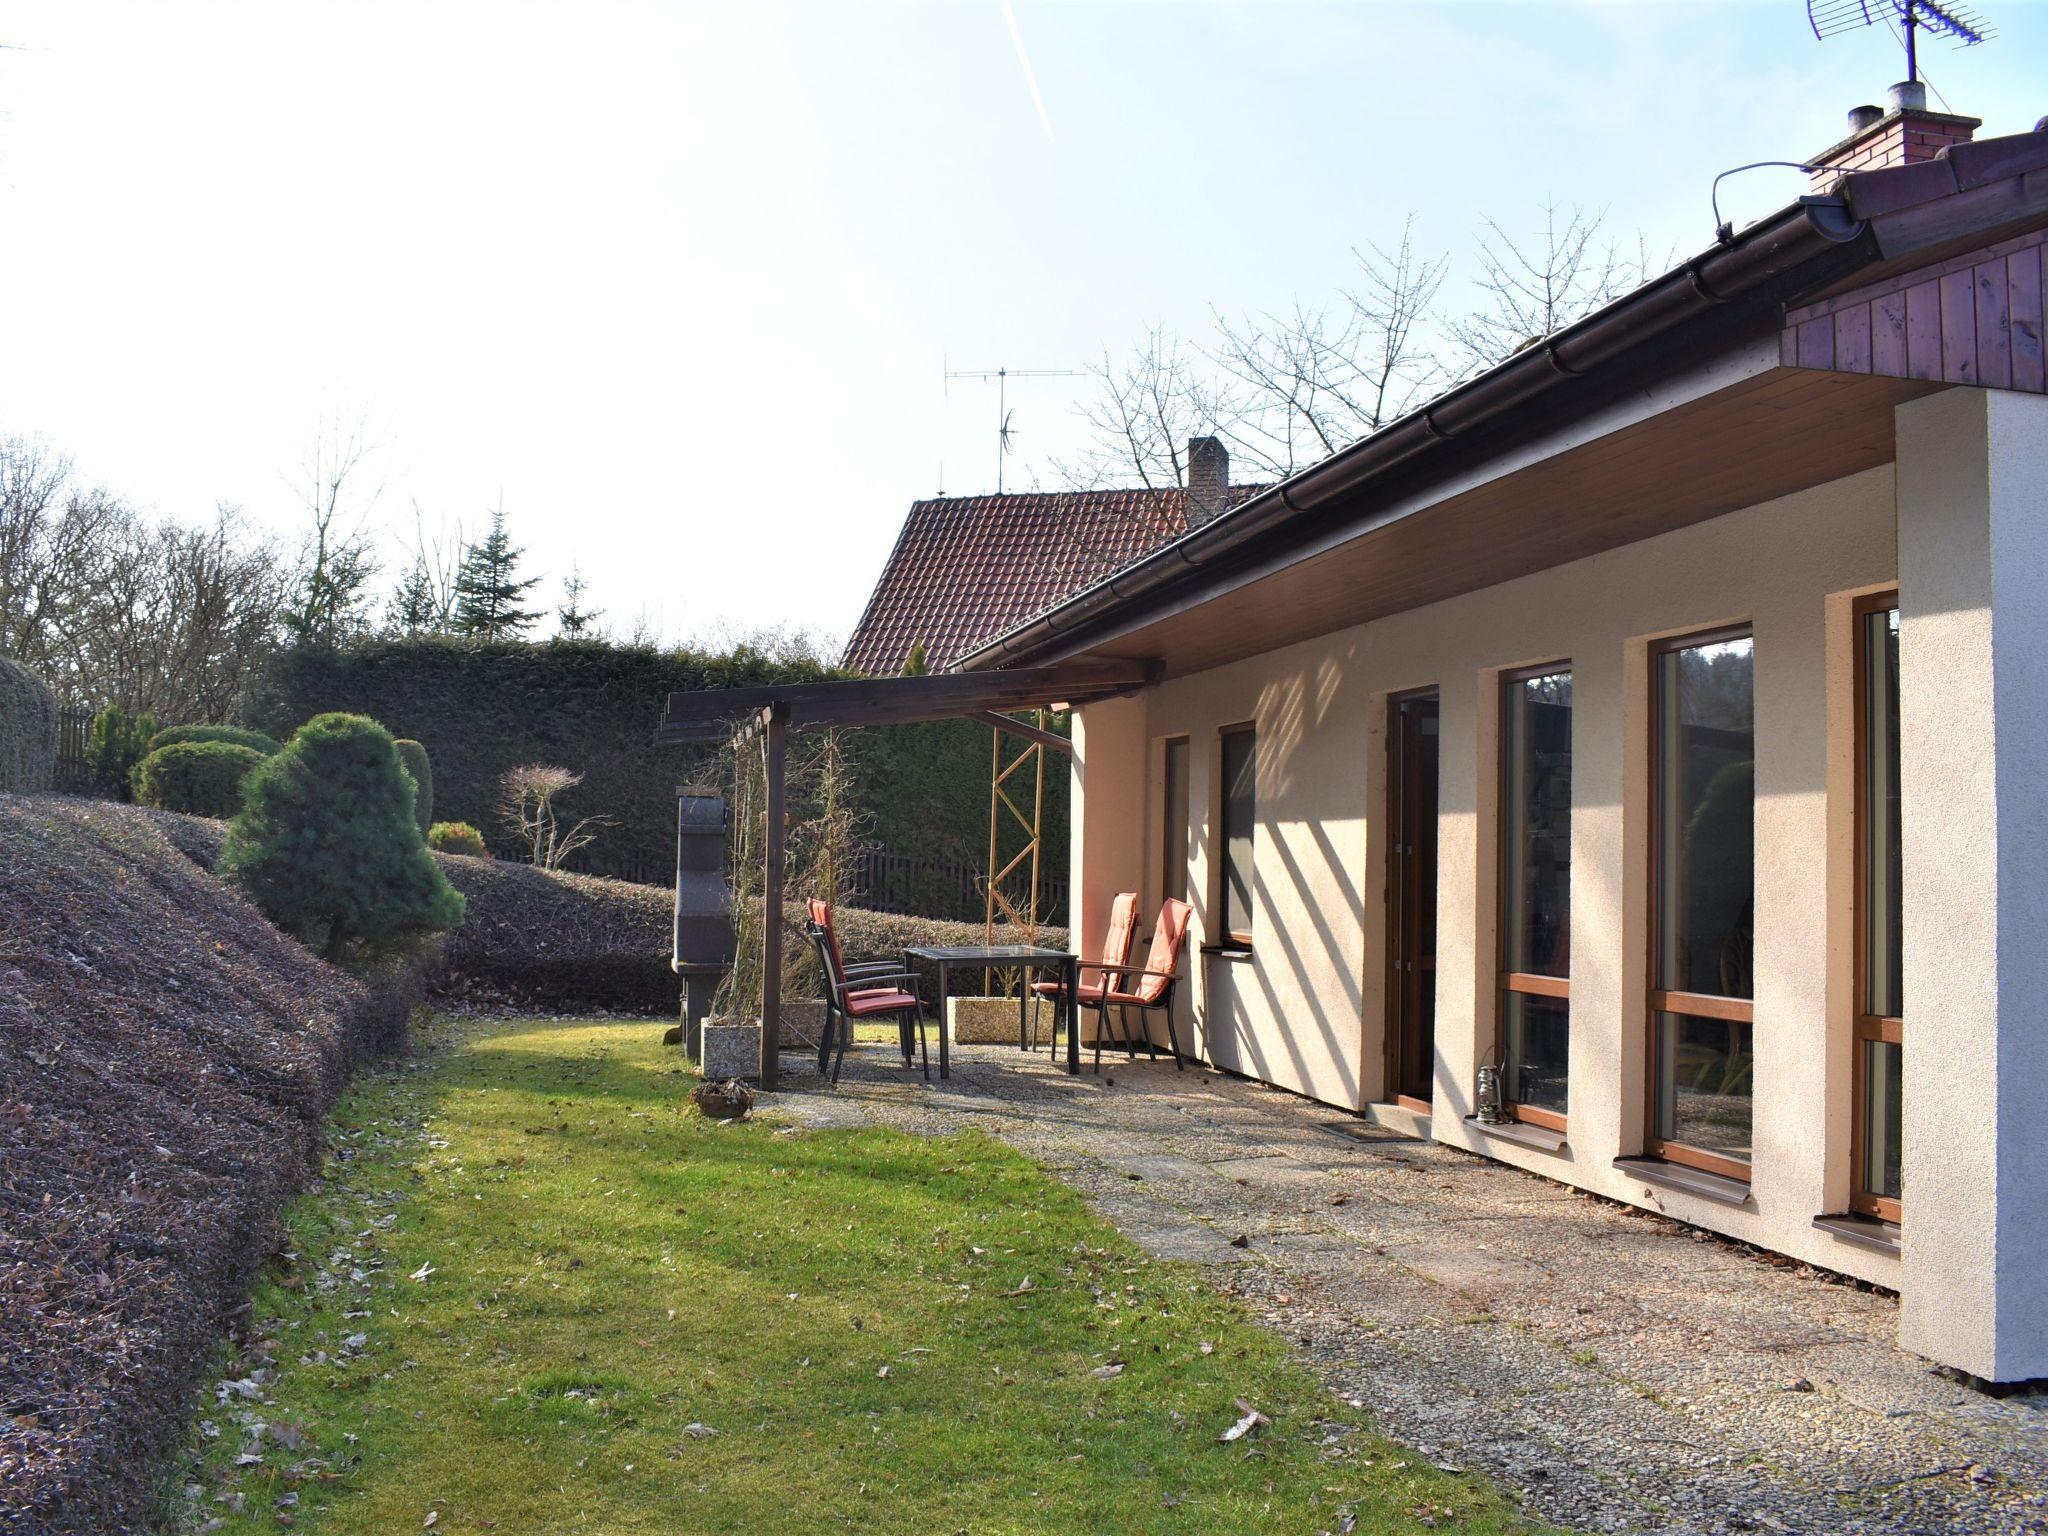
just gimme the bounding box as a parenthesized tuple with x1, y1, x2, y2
(429, 820, 488, 857)
(149, 723, 282, 756)
(243, 637, 1066, 911)
(221, 713, 464, 961)
(394, 737, 433, 834)
(132, 741, 265, 817)
(0, 655, 59, 792)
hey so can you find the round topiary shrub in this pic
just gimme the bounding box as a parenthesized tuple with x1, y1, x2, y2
(150, 723, 283, 756)
(428, 820, 488, 858)
(394, 738, 433, 835)
(132, 741, 266, 817)
(0, 656, 59, 793)
(220, 712, 465, 961)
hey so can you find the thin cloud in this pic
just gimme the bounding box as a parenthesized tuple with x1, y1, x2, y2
(1001, 0, 1056, 145)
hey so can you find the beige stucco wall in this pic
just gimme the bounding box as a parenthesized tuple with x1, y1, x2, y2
(1894, 387, 2048, 1381)
(1071, 460, 1906, 1293)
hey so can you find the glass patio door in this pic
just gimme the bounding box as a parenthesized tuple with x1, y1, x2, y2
(1388, 691, 1440, 1107)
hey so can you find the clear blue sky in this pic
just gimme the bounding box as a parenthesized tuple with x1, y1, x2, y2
(1, 1, 2042, 647)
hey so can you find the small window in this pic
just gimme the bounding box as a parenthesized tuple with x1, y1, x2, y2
(1161, 737, 1190, 906)
(1499, 665, 1571, 1127)
(1650, 627, 1755, 1180)
(1853, 595, 1903, 1223)
(1219, 725, 1257, 947)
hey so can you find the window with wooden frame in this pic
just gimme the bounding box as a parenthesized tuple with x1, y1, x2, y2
(1853, 594, 1903, 1224)
(1499, 665, 1572, 1128)
(1649, 626, 1756, 1180)
(1217, 724, 1257, 948)
(1161, 736, 1190, 908)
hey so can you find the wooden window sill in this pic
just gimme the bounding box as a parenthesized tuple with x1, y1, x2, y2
(1813, 1212, 1901, 1257)
(1613, 1156, 1754, 1208)
(1464, 1115, 1566, 1154)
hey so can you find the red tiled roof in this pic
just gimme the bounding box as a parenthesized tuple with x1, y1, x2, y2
(843, 484, 1261, 675)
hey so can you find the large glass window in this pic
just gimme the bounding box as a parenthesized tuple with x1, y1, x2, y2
(1650, 628, 1755, 1178)
(1500, 666, 1572, 1125)
(1162, 737, 1190, 907)
(1219, 725, 1257, 946)
(1854, 596, 1903, 1222)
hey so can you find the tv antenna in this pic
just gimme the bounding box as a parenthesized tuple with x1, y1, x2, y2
(1808, 0, 1990, 84)
(943, 360, 1080, 493)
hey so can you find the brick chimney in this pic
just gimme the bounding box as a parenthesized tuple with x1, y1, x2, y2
(1185, 436, 1229, 528)
(1809, 81, 1978, 188)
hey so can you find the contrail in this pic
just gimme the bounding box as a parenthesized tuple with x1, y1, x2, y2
(1001, 0, 1055, 146)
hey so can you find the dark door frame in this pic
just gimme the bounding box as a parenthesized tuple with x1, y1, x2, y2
(1385, 687, 1440, 1111)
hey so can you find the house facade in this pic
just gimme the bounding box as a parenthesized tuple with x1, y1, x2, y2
(956, 101, 2048, 1385)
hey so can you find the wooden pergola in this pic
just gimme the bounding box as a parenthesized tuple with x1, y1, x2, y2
(657, 658, 1152, 1087)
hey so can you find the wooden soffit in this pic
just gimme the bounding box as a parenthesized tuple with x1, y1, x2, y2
(1062, 361, 1936, 680)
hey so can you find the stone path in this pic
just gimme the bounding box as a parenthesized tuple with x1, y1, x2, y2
(769, 1041, 2048, 1535)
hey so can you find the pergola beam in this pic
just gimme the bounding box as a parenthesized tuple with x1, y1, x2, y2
(657, 658, 1152, 743)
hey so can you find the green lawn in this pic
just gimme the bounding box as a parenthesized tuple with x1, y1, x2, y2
(164, 1014, 1549, 1535)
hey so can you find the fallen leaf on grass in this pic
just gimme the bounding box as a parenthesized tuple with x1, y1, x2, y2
(1090, 1362, 1125, 1381)
(423, 1513, 438, 1529)
(1004, 1278, 1035, 1296)
(681, 1422, 717, 1439)
(1218, 1398, 1269, 1444)
(876, 1365, 891, 1379)
(409, 1262, 437, 1282)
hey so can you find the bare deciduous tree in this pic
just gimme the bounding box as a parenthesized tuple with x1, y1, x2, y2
(282, 416, 381, 648)
(498, 763, 612, 871)
(1059, 327, 1223, 495)
(386, 500, 465, 635)
(1210, 217, 1448, 479)
(1442, 201, 1657, 377)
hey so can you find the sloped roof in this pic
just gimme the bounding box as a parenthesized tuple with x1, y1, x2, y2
(842, 484, 1261, 675)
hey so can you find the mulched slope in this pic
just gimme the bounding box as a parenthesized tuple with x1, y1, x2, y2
(0, 798, 416, 1535)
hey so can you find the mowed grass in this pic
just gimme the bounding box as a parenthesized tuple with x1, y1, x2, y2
(166, 1014, 1549, 1535)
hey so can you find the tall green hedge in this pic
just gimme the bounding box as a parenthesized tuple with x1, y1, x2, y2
(0, 656, 59, 793)
(150, 723, 282, 756)
(243, 638, 1067, 913)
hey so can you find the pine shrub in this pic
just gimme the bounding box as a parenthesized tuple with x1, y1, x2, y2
(220, 712, 465, 960)
(0, 657, 60, 792)
(132, 741, 264, 817)
(84, 706, 158, 798)
(428, 820, 488, 857)
(150, 723, 282, 756)
(394, 738, 433, 833)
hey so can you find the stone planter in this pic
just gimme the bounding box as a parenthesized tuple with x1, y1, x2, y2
(698, 1018, 761, 1080)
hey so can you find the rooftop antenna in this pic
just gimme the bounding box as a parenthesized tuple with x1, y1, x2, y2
(1807, 0, 1990, 85)
(943, 361, 1080, 493)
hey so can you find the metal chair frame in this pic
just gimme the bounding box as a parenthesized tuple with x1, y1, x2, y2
(803, 918, 928, 1084)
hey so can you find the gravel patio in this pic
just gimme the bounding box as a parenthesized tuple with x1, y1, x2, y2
(771, 1040, 2048, 1536)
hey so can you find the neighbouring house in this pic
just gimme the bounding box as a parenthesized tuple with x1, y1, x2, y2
(947, 94, 2048, 1386)
(843, 437, 1254, 674)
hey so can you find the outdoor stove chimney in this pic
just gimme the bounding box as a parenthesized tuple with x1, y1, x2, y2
(671, 784, 736, 1059)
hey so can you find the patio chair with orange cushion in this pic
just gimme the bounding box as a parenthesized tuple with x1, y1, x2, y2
(1029, 890, 1139, 1057)
(804, 898, 928, 1084)
(1086, 897, 1194, 1074)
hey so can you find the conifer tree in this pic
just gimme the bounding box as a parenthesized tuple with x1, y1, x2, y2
(557, 565, 601, 637)
(451, 502, 542, 639)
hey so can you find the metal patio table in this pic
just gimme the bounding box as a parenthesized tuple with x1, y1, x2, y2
(901, 944, 1079, 1080)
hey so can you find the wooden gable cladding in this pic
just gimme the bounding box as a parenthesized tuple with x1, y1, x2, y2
(1782, 227, 2048, 394)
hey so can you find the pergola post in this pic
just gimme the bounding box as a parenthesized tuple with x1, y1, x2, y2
(759, 701, 788, 1088)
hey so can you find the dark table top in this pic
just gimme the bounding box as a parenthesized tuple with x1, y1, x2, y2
(902, 944, 1075, 964)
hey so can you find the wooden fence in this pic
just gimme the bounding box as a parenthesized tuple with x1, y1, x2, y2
(54, 708, 98, 794)
(849, 847, 1068, 927)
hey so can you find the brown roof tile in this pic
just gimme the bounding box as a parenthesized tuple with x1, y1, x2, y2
(843, 484, 1260, 675)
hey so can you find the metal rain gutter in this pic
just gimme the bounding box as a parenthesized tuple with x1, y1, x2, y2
(953, 194, 1869, 673)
